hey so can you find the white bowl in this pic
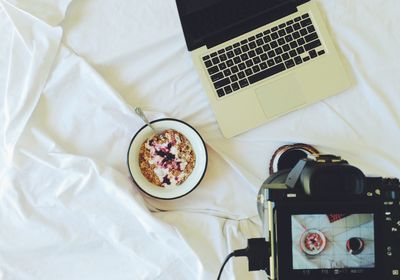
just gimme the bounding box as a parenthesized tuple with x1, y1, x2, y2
(300, 229, 326, 256)
(127, 118, 208, 199)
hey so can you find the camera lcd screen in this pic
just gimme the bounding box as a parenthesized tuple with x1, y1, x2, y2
(291, 213, 375, 270)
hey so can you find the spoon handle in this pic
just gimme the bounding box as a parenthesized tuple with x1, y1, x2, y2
(134, 107, 157, 133)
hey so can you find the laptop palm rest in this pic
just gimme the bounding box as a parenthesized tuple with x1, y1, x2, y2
(255, 74, 307, 119)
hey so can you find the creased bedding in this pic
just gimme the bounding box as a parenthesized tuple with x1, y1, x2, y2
(0, 0, 399, 279)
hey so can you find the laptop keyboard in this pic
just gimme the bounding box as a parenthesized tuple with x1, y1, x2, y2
(202, 13, 326, 98)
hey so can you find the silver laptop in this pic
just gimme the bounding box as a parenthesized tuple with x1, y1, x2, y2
(176, 0, 351, 138)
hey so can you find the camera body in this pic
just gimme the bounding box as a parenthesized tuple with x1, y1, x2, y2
(257, 155, 400, 280)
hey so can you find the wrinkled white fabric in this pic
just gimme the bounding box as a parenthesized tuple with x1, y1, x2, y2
(0, 0, 399, 279)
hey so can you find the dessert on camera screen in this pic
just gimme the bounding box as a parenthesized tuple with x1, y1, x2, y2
(291, 214, 375, 269)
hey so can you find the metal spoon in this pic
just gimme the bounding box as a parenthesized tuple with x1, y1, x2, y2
(134, 107, 165, 138)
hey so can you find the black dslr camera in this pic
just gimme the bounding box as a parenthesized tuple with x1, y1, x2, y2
(257, 155, 400, 280)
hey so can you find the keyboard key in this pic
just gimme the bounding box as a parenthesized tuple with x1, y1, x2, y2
(256, 33, 263, 38)
(303, 56, 310, 62)
(233, 42, 240, 48)
(232, 82, 240, 91)
(249, 36, 256, 41)
(293, 31, 300, 39)
(256, 47, 263, 55)
(271, 32, 279, 40)
(220, 53, 228, 61)
(253, 56, 261, 64)
(263, 35, 272, 43)
(297, 38, 305, 46)
(239, 79, 249, 88)
(230, 74, 238, 82)
(214, 77, 230, 89)
(261, 54, 268, 61)
(248, 63, 285, 84)
(285, 34, 293, 42)
(212, 57, 220, 64)
(241, 45, 249, 52)
(270, 41, 278, 48)
(210, 52, 218, 57)
(219, 62, 227, 70)
(249, 50, 256, 58)
(293, 23, 301, 30)
(278, 29, 286, 37)
(211, 72, 224, 82)
(263, 44, 271, 51)
(227, 51, 234, 58)
(232, 65, 239, 73)
(256, 39, 264, 46)
(318, 50, 326, 56)
(226, 46, 233, 51)
(252, 65, 260, 73)
(240, 39, 248, 45)
(276, 47, 283, 55)
(203, 55, 210, 61)
(296, 46, 305, 54)
(231, 83, 240, 91)
(204, 60, 212, 68)
(238, 63, 246, 70)
(301, 18, 312, 27)
(302, 13, 309, 19)
(218, 49, 225, 54)
(274, 56, 282, 63)
(282, 53, 290, 60)
(287, 20, 294, 25)
(285, 59, 295, 68)
(309, 49, 317, 58)
(267, 50, 276, 58)
(300, 28, 308, 36)
(263, 29, 271, 35)
(278, 38, 285, 45)
(272, 26, 278, 32)
(305, 32, 318, 42)
(289, 50, 297, 57)
(283, 44, 290, 52)
(294, 56, 302, 65)
(208, 66, 219, 75)
(304, 39, 321, 51)
(290, 41, 298, 49)
(224, 69, 232, 76)
(278, 23, 286, 29)
(294, 16, 301, 22)
(260, 62, 267, 69)
(249, 42, 257, 49)
(224, 85, 232, 94)
(285, 26, 294, 33)
(307, 25, 315, 33)
(246, 60, 254, 67)
(240, 54, 248, 61)
(238, 71, 245, 79)
(234, 48, 242, 55)
(267, 59, 275, 67)
(216, 88, 225, 97)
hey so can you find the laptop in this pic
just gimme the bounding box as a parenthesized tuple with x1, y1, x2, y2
(175, 0, 351, 138)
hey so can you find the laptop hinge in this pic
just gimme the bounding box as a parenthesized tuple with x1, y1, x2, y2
(205, 3, 299, 50)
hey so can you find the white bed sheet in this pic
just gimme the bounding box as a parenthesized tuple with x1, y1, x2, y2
(0, 0, 399, 279)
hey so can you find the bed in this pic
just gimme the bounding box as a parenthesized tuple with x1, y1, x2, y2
(0, 0, 399, 279)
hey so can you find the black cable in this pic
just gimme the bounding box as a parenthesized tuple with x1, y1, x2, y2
(217, 252, 235, 280)
(217, 238, 270, 280)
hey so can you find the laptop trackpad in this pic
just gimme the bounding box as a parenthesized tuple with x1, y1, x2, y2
(255, 74, 307, 119)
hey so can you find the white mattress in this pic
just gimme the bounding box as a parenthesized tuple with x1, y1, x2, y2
(0, 0, 399, 279)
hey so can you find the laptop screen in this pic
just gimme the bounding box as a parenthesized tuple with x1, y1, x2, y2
(176, 0, 303, 51)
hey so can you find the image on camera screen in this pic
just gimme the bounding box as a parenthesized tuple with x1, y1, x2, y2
(291, 214, 375, 270)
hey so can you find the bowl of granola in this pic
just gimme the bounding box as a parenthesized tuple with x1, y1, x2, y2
(127, 118, 207, 199)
